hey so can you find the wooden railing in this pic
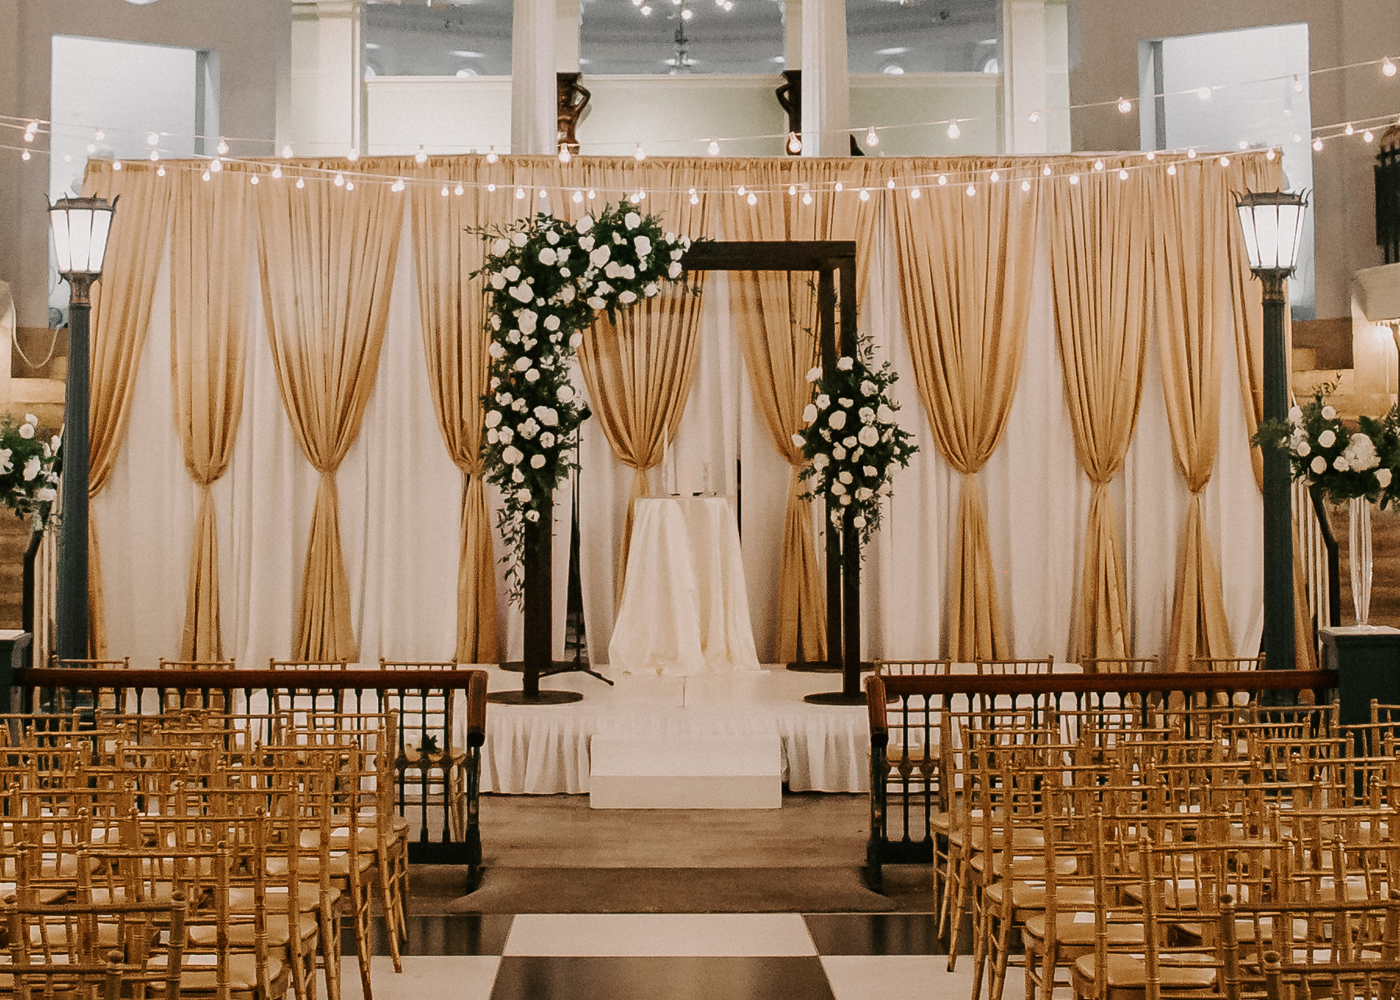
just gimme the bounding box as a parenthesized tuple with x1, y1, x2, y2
(863, 668, 1338, 891)
(10, 664, 489, 878)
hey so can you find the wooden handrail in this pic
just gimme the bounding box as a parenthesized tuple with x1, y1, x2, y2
(865, 674, 888, 748)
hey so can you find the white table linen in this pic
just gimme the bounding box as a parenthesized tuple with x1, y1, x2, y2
(608, 496, 760, 676)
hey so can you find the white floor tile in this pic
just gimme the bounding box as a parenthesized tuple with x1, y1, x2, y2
(333, 956, 500, 1000)
(821, 955, 1028, 1000)
(504, 913, 817, 956)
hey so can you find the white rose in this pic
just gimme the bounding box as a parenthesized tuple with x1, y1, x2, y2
(1343, 432, 1380, 471)
(1322, 406, 1337, 420)
(535, 406, 559, 426)
(579, 235, 595, 251)
(504, 265, 521, 282)
(851, 447, 864, 461)
(668, 262, 682, 279)
(625, 212, 641, 229)
(525, 509, 540, 521)
(1334, 456, 1350, 471)
(1318, 429, 1336, 448)
(486, 428, 499, 444)
(511, 232, 528, 247)
(558, 385, 576, 403)
(792, 432, 805, 448)
(590, 246, 611, 267)
(596, 281, 613, 296)
(856, 488, 873, 501)
(864, 466, 877, 477)
(514, 357, 533, 372)
(839, 471, 853, 484)
(853, 514, 867, 528)
(838, 398, 853, 408)
(815, 394, 830, 410)
(1311, 455, 1326, 475)
(20, 454, 35, 478)
(519, 418, 540, 440)
(561, 286, 576, 304)
(518, 310, 538, 335)
(635, 235, 652, 256)
(530, 454, 546, 469)
(858, 427, 879, 447)
(557, 248, 570, 262)
(502, 446, 523, 465)
(485, 411, 503, 428)
(540, 432, 556, 448)
(812, 453, 829, 471)
(829, 411, 847, 430)
(577, 215, 594, 234)
(50, 435, 60, 453)
(840, 495, 851, 505)
(546, 229, 560, 245)
(802, 404, 818, 423)
(493, 238, 510, 256)
(605, 261, 624, 279)
(510, 283, 534, 303)
(807, 367, 822, 383)
(831, 482, 846, 496)
(619, 290, 637, 304)
(490, 273, 506, 290)
(497, 392, 513, 405)
(506, 331, 521, 345)
(1379, 469, 1394, 488)
(877, 404, 896, 423)
(488, 343, 506, 359)
(644, 284, 659, 297)
(859, 407, 875, 424)
(36, 487, 55, 502)
(672, 247, 685, 260)
(570, 333, 584, 347)
(514, 399, 527, 412)
(1289, 405, 1303, 422)
(833, 445, 847, 460)
(539, 248, 557, 266)
(843, 436, 857, 448)
(515, 489, 532, 502)
(837, 357, 854, 371)
(512, 469, 524, 483)
(0, 448, 13, 473)
(544, 315, 561, 331)
(490, 315, 502, 330)
(860, 381, 877, 397)
(1297, 441, 1311, 457)
(587, 297, 606, 310)
(526, 369, 540, 382)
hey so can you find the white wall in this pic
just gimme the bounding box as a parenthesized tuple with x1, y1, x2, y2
(367, 76, 512, 155)
(0, 0, 288, 327)
(849, 73, 1001, 155)
(1067, 0, 1400, 321)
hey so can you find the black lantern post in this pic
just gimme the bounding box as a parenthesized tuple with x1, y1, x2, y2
(49, 194, 116, 662)
(1235, 189, 1309, 673)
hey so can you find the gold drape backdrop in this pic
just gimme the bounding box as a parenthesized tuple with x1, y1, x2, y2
(408, 162, 514, 664)
(1048, 162, 1150, 663)
(169, 168, 253, 661)
(83, 161, 176, 658)
(256, 159, 404, 662)
(1152, 163, 1234, 670)
(891, 160, 1040, 661)
(719, 158, 881, 663)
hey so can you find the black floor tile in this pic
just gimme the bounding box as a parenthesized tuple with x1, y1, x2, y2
(358, 915, 516, 956)
(802, 913, 941, 956)
(489, 956, 836, 1000)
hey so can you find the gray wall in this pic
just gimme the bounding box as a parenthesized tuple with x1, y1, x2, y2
(1067, 0, 1400, 320)
(0, 0, 289, 326)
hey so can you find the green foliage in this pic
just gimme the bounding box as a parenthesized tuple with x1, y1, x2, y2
(0, 413, 62, 533)
(1253, 386, 1400, 507)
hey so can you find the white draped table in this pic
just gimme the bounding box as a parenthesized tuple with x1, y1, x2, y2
(608, 496, 760, 676)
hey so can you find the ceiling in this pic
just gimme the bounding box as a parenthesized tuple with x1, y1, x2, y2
(362, 0, 1001, 77)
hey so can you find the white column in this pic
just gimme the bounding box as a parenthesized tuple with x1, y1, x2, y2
(288, 0, 363, 157)
(512, 0, 557, 155)
(1001, 0, 1049, 154)
(800, 0, 848, 157)
(556, 0, 581, 73)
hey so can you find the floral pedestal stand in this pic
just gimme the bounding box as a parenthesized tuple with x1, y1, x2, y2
(1349, 497, 1376, 629)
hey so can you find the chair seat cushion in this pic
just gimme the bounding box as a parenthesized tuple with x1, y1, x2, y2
(1073, 953, 1216, 990)
(1023, 913, 1145, 947)
(984, 882, 1096, 910)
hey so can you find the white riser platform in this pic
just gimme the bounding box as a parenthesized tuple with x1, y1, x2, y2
(589, 734, 782, 809)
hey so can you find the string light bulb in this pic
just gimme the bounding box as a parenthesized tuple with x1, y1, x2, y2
(94, 129, 104, 141)
(1042, 164, 1053, 176)
(113, 160, 123, 171)
(20, 150, 29, 161)
(558, 145, 571, 163)
(415, 145, 428, 164)
(1021, 179, 1031, 192)
(990, 170, 1000, 182)
(834, 180, 844, 192)
(1166, 163, 1177, 176)
(789, 184, 798, 195)
(859, 188, 870, 202)
(1093, 159, 1104, 171)
(1385, 57, 1397, 78)
(786, 132, 802, 154)
(965, 183, 976, 196)
(156, 165, 165, 177)
(442, 185, 450, 197)
(487, 183, 496, 192)
(737, 184, 747, 196)
(333, 171, 344, 186)
(573, 189, 584, 203)
(1345, 122, 1355, 135)
(281, 144, 294, 159)
(1117, 96, 1132, 113)
(1197, 86, 1211, 100)
(217, 137, 230, 155)
(24, 121, 37, 135)
(347, 147, 359, 162)
(634, 143, 646, 162)
(690, 190, 700, 205)
(271, 165, 282, 179)
(296, 177, 305, 189)
(540, 188, 549, 199)
(708, 139, 720, 156)
(1365, 129, 1376, 143)
(1069, 174, 1079, 185)
(391, 178, 406, 192)
(747, 191, 758, 206)
(149, 150, 160, 162)
(886, 178, 896, 190)
(802, 191, 813, 205)
(1313, 137, 1324, 151)
(456, 183, 465, 196)
(1028, 110, 1040, 124)
(209, 158, 222, 173)
(937, 174, 947, 186)
(909, 187, 921, 199)
(946, 121, 961, 140)
(1146, 150, 1156, 161)
(202, 170, 211, 182)
(1118, 169, 1129, 181)
(486, 146, 498, 163)
(1293, 75, 1304, 93)
(866, 126, 879, 147)
(146, 131, 160, 146)
(1219, 155, 1230, 167)
(515, 186, 525, 199)
(587, 189, 597, 200)
(1187, 147, 1197, 159)
(250, 175, 259, 186)
(1266, 148, 1277, 160)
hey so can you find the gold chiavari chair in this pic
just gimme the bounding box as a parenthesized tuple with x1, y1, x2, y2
(157, 658, 235, 711)
(1079, 656, 1161, 675)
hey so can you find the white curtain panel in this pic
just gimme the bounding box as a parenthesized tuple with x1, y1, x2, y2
(94, 195, 1265, 668)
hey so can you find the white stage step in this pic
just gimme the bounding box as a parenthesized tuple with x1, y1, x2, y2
(588, 734, 783, 809)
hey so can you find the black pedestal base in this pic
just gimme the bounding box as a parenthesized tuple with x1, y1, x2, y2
(498, 660, 585, 676)
(487, 689, 585, 706)
(803, 691, 866, 706)
(786, 661, 841, 673)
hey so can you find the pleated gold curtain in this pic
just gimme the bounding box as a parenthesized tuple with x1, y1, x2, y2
(169, 167, 253, 661)
(1152, 160, 1235, 670)
(1047, 160, 1150, 662)
(718, 158, 882, 663)
(1223, 156, 1317, 670)
(575, 162, 711, 602)
(83, 161, 176, 658)
(256, 159, 404, 662)
(408, 160, 514, 664)
(891, 160, 1040, 661)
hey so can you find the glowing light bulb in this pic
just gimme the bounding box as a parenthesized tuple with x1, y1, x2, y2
(1146, 150, 1156, 161)
(442, 185, 450, 197)
(87, 143, 97, 154)
(209, 158, 222, 173)
(94, 129, 104, 141)
(1346, 123, 1355, 136)
(146, 132, 160, 146)
(946, 121, 961, 140)
(345, 181, 354, 192)
(391, 177, 407, 192)
(296, 177, 305, 189)
(938, 175, 947, 186)
(1293, 75, 1304, 93)
(1385, 57, 1397, 78)
(20, 150, 29, 161)
(737, 185, 747, 196)
(416, 145, 428, 164)
(1028, 110, 1040, 124)
(909, 187, 921, 199)
(156, 165, 165, 177)
(573, 189, 584, 203)
(282, 144, 294, 159)
(1093, 159, 1104, 171)
(802, 191, 813, 205)
(1238, 139, 1250, 150)
(866, 126, 879, 147)
(559, 145, 572, 164)
(965, 183, 975, 196)
(787, 133, 802, 154)
(859, 188, 870, 202)
(588, 189, 597, 200)
(1118, 169, 1129, 181)
(1118, 96, 1132, 114)
(641, 5, 651, 14)
(456, 183, 465, 196)
(1219, 155, 1230, 167)
(1266, 148, 1277, 160)
(272, 165, 282, 179)
(1366, 130, 1376, 143)
(1166, 163, 1177, 176)
(250, 175, 259, 186)
(217, 137, 230, 155)
(1197, 86, 1211, 101)
(708, 139, 720, 156)
(23, 121, 37, 135)
(1021, 179, 1031, 192)
(515, 186, 525, 199)
(334, 171, 344, 186)
(149, 151, 160, 162)
(681, 7, 692, 18)
(634, 143, 646, 161)
(347, 147, 359, 162)
(202, 170, 211, 182)
(747, 191, 757, 206)
(487, 183, 496, 192)
(690, 192, 699, 205)
(1043, 164, 1053, 176)
(834, 181, 843, 192)
(486, 147, 498, 163)
(990, 170, 1000, 183)
(886, 179, 896, 190)
(1187, 147, 1197, 159)
(539, 188, 548, 199)
(1069, 174, 1079, 185)
(790, 184, 798, 195)
(1313, 137, 1324, 151)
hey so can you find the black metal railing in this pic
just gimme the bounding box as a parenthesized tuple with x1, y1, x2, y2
(1377, 137, 1400, 264)
(12, 665, 489, 880)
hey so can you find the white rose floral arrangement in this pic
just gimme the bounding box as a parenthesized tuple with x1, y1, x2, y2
(1255, 386, 1400, 506)
(476, 204, 693, 597)
(792, 339, 917, 545)
(0, 413, 62, 532)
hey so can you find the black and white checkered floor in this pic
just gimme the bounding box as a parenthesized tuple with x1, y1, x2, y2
(340, 913, 1019, 999)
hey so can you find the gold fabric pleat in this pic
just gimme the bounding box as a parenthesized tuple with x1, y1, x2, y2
(83, 161, 176, 658)
(890, 159, 1040, 661)
(1151, 160, 1235, 670)
(169, 167, 253, 661)
(718, 158, 881, 663)
(1047, 160, 1150, 662)
(256, 158, 403, 662)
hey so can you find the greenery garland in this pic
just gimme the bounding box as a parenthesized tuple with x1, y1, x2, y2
(1255, 385, 1400, 507)
(794, 337, 917, 546)
(475, 204, 693, 598)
